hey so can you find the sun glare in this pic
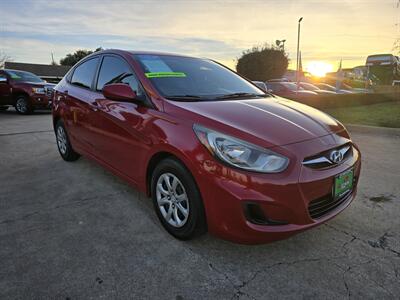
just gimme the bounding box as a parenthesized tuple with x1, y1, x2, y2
(306, 61, 334, 77)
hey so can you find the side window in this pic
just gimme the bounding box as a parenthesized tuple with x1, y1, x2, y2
(273, 84, 283, 92)
(71, 57, 99, 89)
(97, 56, 144, 98)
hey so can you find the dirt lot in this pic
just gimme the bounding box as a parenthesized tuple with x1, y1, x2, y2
(1, 109, 399, 299)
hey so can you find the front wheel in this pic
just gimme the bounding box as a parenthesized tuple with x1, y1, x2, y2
(55, 120, 80, 161)
(151, 158, 207, 240)
(15, 95, 33, 115)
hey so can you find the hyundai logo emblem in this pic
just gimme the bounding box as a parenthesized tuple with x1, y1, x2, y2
(330, 150, 344, 163)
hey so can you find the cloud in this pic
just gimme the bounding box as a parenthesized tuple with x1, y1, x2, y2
(0, 0, 397, 68)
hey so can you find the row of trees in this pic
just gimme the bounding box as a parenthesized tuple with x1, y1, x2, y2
(59, 47, 103, 66)
(236, 44, 289, 81)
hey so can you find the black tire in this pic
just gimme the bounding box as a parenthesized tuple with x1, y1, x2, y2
(55, 120, 80, 162)
(151, 158, 207, 240)
(15, 95, 33, 115)
(0, 106, 8, 111)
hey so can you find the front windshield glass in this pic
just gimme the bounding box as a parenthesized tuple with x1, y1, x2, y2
(133, 54, 267, 100)
(7, 70, 44, 83)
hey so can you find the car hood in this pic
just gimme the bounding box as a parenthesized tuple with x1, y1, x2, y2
(167, 96, 346, 148)
(14, 82, 46, 87)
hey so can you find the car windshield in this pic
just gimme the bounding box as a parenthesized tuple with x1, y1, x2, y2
(7, 70, 44, 83)
(133, 54, 267, 101)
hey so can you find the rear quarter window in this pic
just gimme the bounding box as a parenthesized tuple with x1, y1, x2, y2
(71, 57, 99, 89)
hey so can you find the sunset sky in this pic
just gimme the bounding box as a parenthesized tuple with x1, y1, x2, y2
(0, 0, 399, 73)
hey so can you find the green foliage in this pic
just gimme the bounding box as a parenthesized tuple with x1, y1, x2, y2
(60, 47, 103, 66)
(236, 44, 289, 81)
(324, 101, 400, 128)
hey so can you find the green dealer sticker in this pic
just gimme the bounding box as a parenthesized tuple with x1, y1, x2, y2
(145, 72, 186, 78)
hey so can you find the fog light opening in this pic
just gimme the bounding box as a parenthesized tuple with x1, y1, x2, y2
(243, 202, 288, 226)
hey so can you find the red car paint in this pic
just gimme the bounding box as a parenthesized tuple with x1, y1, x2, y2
(0, 69, 54, 110)
(52, 50, 361, 244)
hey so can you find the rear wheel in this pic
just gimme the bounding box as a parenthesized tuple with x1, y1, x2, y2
(151, 158, 207, 240)
(55, 120, 80, 161)
(15, 95, 33, 115)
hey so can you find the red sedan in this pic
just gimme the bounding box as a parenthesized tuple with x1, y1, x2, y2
(52, 50, 361, 244)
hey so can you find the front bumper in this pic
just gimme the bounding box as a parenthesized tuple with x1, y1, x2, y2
(30, 94, 52, 109)
(194, 134, 361, 244)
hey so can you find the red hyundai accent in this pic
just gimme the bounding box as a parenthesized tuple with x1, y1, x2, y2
(52, 49, 361, 244)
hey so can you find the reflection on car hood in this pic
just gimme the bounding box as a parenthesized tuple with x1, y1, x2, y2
(169, 97, 346, 147)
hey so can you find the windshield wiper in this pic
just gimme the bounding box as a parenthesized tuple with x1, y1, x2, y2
(165, 95, 206, 101)
(216, 92, 266, 99)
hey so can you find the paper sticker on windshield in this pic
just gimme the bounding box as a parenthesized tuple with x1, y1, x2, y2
(139, 55, 173, 73)
(145, 72, 186, 78)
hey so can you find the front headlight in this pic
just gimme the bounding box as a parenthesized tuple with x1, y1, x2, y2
(32, 87, 45, 94)
(193, 124, 289, 173)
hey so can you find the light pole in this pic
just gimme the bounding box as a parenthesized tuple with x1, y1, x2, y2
(296, 17, 303, 94)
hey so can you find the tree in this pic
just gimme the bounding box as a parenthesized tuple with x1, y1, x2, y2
(60, 47, 103, 66)
(0, 51, 12, 68)
(236, 44, 289, 81)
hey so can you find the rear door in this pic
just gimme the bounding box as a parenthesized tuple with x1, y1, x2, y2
(90, 54, 152, 182)
(63, 56, 100, 152)
(0, 72, 12, 105)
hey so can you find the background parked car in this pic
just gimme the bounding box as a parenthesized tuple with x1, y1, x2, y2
(252, 81, 268, 92)
(315, 83, 353, 94)
(0, 69, 55, 114)
(298, 82, 337, 95)
(266, 81, 318, 99)
(314, 83, 353, 94)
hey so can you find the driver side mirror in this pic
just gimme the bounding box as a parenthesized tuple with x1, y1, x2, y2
(103, 83, 139, 102)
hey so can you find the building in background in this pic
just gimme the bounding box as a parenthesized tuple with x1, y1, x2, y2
(3, 62, 70, 83)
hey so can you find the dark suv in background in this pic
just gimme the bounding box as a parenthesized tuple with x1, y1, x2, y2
(0, 69, 55, 114)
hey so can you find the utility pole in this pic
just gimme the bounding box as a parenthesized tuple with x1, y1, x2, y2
(296, 17, 303, 94)
(51, 52, 55, 65)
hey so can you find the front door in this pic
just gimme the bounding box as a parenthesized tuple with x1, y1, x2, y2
(89, 55, 152, 183)
(0, 73, 12, 105)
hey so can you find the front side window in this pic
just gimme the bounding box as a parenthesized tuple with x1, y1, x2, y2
(96, 56, 144, 98)
(71, 57, 99, 89)
(133, 54, 267, 101)
(267, 83, 283, 92)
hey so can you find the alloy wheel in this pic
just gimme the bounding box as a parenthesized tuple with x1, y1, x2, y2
(16, 98, 27, 113)
(57, 126, 67, 155)
(156, 173, 190, 228)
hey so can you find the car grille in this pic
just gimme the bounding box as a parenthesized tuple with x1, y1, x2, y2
(308, 191, 352, 219)
(303, 144, 353, 169)
(45, 86, 54, 99)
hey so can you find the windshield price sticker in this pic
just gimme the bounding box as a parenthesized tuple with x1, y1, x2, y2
(145, 72, 186, 78)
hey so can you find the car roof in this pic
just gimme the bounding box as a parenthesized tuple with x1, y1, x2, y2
(93, 49, 201, 60)
(3, 69, 34, 74)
